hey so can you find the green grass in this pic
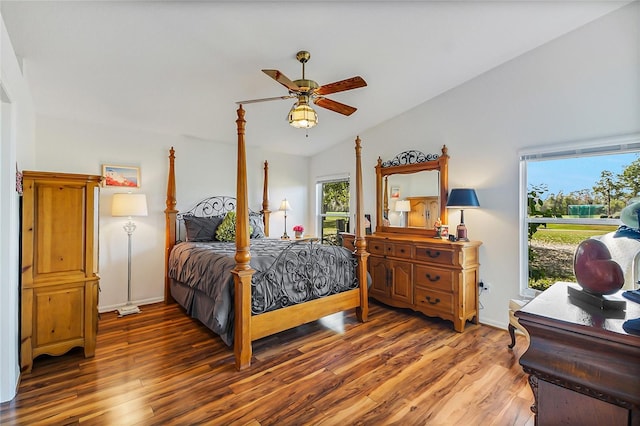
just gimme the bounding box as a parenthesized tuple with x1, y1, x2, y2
(531, 224, 617, 245)
(320, 216, 350, 245)
(529, 224, 617, 291)
(529, 277, 563, 292)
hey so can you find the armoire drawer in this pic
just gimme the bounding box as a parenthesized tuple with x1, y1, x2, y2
(414, 287, 454, 315)
(414, 265, 454, 292)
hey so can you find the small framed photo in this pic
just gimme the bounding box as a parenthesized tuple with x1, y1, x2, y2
(364, 213, 372, 235)
(440, 224, 449, 238)
(102, 165, 141, 188)
(390, 186, 400, 199)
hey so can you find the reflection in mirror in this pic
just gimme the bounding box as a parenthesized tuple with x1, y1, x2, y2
(385, 171, 440, 227)
(375, 146, 449, 237)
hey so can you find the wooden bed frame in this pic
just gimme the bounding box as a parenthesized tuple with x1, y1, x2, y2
(164, 105, 369, 370)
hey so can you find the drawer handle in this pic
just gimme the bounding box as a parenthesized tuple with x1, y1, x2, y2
(425, 250, 441, 258)
(386, 247, 392, 252)
(425, 273, 440, 282)
(425, 296, 441, 305)
(374, 245, 380, 250)
(399, 248, 406, 253)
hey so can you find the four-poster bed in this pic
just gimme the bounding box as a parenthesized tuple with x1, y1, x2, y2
(164, 105, 369, 370)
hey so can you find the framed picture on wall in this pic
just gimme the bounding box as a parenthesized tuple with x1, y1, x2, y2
(390, 186, 400, 199)
(102, 165, 141, 188)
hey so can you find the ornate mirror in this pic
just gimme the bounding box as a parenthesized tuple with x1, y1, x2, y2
(375, 146, 449, 237)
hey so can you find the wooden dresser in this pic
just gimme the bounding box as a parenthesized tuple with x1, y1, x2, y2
(516, 282, 640, 425)
(367, 233, 481, 332)
(20, 171, 101, 373)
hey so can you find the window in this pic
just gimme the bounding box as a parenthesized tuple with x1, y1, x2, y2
(519, 135, 640, 296)
(316, 176, 350, 245)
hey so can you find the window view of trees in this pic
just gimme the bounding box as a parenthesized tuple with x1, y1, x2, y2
(526, 154, 639, 291)
(318, 179, 350, 245)
(321, 181, 349, 214)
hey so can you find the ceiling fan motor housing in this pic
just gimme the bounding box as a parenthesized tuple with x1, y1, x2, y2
(292, 79, 319, 94)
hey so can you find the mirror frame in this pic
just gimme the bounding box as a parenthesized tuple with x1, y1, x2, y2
(375, 146, 449, 237)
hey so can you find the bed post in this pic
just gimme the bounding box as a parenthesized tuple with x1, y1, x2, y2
(354, 136, 369, 322)
(439, 145, 449, 224)
(383, 175, 389, 222)
(262, 160, 271, 237)
(164, 146, 177, 304)
(232, 105, 255, 370)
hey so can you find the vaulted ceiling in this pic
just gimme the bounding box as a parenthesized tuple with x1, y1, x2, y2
(1, 1, 631, 156)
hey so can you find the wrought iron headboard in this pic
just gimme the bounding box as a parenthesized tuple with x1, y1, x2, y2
(176, 195, 261, 242)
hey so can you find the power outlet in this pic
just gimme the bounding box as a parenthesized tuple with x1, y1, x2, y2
(479, 281, 490, 293)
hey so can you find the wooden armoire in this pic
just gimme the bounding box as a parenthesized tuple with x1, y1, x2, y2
(406, 196, 439, 229)
(20, 171, 101, 373)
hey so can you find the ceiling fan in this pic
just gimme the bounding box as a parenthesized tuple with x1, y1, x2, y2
(236, 50, 367, 129)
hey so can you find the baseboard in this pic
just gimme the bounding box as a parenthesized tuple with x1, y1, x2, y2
(99, 296, 164, 313)
(479, 318, 508, 331)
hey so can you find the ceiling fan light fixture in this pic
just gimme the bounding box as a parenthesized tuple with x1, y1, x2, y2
(288, 99, 318, 129)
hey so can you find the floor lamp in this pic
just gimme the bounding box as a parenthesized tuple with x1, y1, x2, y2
(112, 193, 148, 316)
(279, 198, 291, 239)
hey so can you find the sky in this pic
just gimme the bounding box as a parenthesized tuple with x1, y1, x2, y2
(527, 152, 638, 196)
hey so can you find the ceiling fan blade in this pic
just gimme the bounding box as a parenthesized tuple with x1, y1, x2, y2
(313, 97, 357, 116)
(235, 95, 295, 105)
(315, 76, 367, 96)
(262, 69, 301, 92)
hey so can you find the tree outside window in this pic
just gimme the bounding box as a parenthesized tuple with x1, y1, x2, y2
(523, 144, 639, 293)
(317, 179, 350, 245)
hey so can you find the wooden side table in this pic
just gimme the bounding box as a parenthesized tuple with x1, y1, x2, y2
(516, 282, 640, 425)
(339, 232, 356, 251)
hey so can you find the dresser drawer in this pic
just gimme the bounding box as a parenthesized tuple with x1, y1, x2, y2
(415, 287, 454, 315)
(414, 245, 455, 266)
(368, 241, 412, 258)
(414, 265, 454, 292)
(368, 240, 386, 255)
(387, 243, 411, 258)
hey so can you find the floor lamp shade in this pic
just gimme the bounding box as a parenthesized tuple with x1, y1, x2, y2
(112, 193, 147, 316)
(395, 200, 411, 227)
(111, 193, 148, 217)
(446, 188, 480, 241)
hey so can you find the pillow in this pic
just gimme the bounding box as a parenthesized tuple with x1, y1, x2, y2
(249, 212, 266, 239)
(184, 215, 224, 242)
(215, 212, 254, 242)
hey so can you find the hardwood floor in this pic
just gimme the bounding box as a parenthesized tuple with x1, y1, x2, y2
(1, 301, 534, 425)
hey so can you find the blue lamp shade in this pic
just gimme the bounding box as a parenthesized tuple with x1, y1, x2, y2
(446, 188, 480, 209)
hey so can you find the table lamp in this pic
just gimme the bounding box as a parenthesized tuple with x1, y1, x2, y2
(279, 198, 292, 239)
(446, 188, 479, 241)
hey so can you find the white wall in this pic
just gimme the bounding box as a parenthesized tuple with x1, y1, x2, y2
(310, 2, 640, 329)
(34, 115, 310, 311)
(0, 11, 36, 403)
